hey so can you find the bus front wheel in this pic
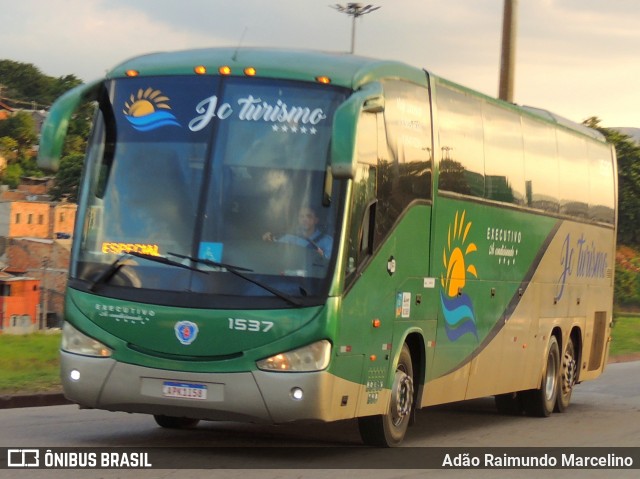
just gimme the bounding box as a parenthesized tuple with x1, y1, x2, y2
(358, 344, 414, 447)
(523, 335, 560, 417)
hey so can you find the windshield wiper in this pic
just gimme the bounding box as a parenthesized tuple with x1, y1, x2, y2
(167, 252, 303, 307)
(89, 251, 203, 292)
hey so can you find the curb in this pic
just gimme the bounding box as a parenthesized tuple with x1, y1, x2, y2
(0, 392, 70, 410)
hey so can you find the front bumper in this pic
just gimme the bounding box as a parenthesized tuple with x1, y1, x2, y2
(60, 351, 343, 424)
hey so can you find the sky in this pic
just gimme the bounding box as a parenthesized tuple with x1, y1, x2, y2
(1, 0, 639, 127)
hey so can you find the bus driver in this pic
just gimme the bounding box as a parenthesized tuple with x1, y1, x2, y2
(262, 206, 332, 260)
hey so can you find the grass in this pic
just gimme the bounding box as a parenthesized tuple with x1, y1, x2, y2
(0, 332, 61, 395)
(0, 316, 638, 396)
(610, 315, 640, 357)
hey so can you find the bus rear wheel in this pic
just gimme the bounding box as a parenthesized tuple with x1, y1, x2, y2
(555, 337, 577, 412)
(358, 344, 414, 447)
(523, 335, 560, 417)
(153, 415, 200, 429)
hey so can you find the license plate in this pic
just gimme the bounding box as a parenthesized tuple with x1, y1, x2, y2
(162, 381, 207, 400)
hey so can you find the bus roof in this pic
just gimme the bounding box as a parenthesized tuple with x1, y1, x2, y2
(107, 47, 428, 90)
(108, 47, 604, 142)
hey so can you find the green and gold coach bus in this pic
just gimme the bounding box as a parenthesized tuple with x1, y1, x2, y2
(38, 48, 617, 446)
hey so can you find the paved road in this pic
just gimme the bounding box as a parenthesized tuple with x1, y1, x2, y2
(0, 361, 638, 478)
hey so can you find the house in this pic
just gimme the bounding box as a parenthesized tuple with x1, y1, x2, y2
(0, 186, 76, 240)
(0, 272, 40, 334)
(0, 180, 77, 330)
(4, 238, 70, 329)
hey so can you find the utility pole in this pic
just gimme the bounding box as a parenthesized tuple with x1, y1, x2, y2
(331, 3, 380, 54)
(41, 257, 49, 330)
(498, 0, 518, 102)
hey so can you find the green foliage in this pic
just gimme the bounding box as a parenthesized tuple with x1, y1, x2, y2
(0, 59, 89, 189)
(0, 111, 37, 151)
(2, 163, 23, 189)
(50, 153, 85, 202)
(0, 59, 82, 106)
(0, 136, 18, 160)
(18, 155, 44, 178)
(584, 117, 640, 246)
(614, 265, 640, 307)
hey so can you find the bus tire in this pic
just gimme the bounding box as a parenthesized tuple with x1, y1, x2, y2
(153, 415, 200, 429)
(555, 336, 577, 412)
(523, 335, 560, 417)
(358, 344, 414, 447)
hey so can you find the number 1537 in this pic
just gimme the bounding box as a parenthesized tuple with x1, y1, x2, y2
(228, 317, 274, 332)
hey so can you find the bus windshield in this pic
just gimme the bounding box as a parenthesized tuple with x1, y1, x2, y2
(74, 75, 348, 308)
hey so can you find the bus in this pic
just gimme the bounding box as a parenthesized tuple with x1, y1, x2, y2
(38, 48, 617, 447)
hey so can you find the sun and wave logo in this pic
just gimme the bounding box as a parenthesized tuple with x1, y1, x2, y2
(123, 87, 180, 131)
(440, 210, 479, 341)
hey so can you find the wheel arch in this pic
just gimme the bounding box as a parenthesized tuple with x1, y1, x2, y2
(568, 325, 583, 382)
(551, 325, 563, 345)
(402, 331, 426, 409)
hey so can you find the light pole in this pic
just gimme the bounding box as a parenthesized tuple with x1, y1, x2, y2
(498, 0, 518, 102)
(331, 3, 380, 54)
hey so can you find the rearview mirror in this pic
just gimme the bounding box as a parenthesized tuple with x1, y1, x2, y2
(330, 82, 384, 179)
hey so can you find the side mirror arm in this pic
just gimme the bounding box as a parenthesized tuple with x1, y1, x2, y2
(330, 82, 384, 179)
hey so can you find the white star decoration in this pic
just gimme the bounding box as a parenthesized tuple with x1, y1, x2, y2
(271, 124, 317, 134)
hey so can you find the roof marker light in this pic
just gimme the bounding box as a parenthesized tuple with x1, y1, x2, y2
(244, 67, 257, 77)
(219, 65, 232, 75)
(125, 69, 139, 77)
(315, 75, 331, 84)
(194, 65, 207, 75)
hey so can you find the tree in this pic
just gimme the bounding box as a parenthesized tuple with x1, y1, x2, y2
(584, 117, 640, 246)
(2, 162, 22, 189)
(0, 111, 37, 152)
(0, 136, 18, 161)
(0, 59, 89, 191)
(49, 153, 85, 202)
(0, 60, 82, 106)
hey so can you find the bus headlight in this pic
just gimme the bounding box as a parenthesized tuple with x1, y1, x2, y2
(256, 340, 331, 372)
(62, 322, 112, 357)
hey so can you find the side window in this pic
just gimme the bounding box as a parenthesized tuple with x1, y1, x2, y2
(557, 132, 589, 219)
(346, 112, 378, 280)
(376, 80, 432, 247)
(588, 142, 615, 225)
(381, 80, 432, 200)
(437, 84, 485, 197)
(482, 102, 525, 204)
(523, 117, 559, 213)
